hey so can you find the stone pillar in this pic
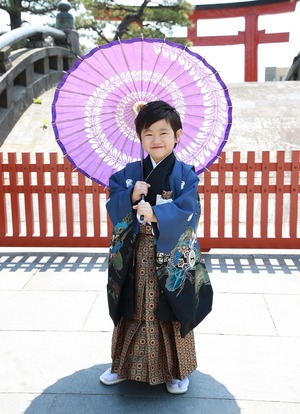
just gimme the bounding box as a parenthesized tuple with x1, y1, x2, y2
(55, 0, 81, 56)
(55, 0, 75, 30)
(0, 46, 12, 73)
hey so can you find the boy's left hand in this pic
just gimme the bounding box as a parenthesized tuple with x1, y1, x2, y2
(133, 201, 157, 223)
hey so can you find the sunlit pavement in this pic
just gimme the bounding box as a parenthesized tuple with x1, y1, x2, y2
(0, 247, 299, 414)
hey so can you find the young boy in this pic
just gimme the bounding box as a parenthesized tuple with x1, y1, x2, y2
(100, 100, 213, 394)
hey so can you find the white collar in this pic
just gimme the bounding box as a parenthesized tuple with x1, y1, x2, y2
(150, 152, 172, 169)
(150, 156, 158, 168)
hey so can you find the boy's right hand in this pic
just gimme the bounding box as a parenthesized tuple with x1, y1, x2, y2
(132, 181, 150, 203)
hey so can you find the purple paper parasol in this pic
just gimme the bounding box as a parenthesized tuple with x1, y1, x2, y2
(52, 37, 232, 186)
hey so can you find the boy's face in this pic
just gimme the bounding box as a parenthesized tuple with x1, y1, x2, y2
(139, 119, 182, 163)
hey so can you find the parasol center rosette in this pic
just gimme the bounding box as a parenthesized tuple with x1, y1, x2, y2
(52, 37, 232, 186)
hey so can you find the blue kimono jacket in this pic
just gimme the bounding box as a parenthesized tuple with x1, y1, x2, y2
(106, 155, 213, 338)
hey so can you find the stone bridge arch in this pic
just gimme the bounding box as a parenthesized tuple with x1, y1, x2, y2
(0, 0, 79, 144)
(0, 45, 76, 144)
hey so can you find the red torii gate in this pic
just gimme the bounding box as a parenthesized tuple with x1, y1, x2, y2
(188, 0, 297, 82)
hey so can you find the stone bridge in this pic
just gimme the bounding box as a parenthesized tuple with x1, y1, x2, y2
(0, 44, 77, 144)
(0, 0, 79, 145)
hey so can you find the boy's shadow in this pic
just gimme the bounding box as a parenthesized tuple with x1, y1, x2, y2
(24, 364, 240, 414)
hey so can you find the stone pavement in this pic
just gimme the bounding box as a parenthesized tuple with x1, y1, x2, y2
(0, 247, 300, 414)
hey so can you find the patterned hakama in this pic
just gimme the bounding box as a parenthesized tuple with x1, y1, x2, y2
(111, 224, 197, 385)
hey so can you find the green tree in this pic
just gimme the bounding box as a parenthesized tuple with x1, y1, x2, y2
(75, 0, 194, 46)
(0, 0, 79, 30)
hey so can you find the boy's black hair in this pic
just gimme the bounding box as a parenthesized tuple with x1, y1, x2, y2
(135, 100, 182, 137)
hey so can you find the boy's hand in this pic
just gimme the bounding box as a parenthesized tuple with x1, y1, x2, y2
(133, 200, 157, 223)
(132, 181, 150, 203)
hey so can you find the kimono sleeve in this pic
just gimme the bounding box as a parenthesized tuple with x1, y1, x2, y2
(106, 170, 134, 226)
(152, 167, 200, 254)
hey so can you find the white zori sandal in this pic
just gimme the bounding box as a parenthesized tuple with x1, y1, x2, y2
(99, 368, 126, 385)
(166, 377, 189, 394)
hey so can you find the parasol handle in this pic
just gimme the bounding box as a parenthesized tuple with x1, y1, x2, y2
(140, 195, 145, 222)
(140, 145, 145, 222)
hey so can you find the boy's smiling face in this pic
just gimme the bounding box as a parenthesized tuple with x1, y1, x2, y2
(140, 119, 182, 163)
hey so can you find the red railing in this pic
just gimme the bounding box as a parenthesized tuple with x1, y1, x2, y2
(0, 151, 299, 250)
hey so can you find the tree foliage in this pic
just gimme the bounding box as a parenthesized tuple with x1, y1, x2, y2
(75, 0, 194, 46)
(0, 0, 80, 30)
(0, 0, 194, 48)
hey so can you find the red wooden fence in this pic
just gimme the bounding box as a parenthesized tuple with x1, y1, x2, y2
(0, 151, 299, 250)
